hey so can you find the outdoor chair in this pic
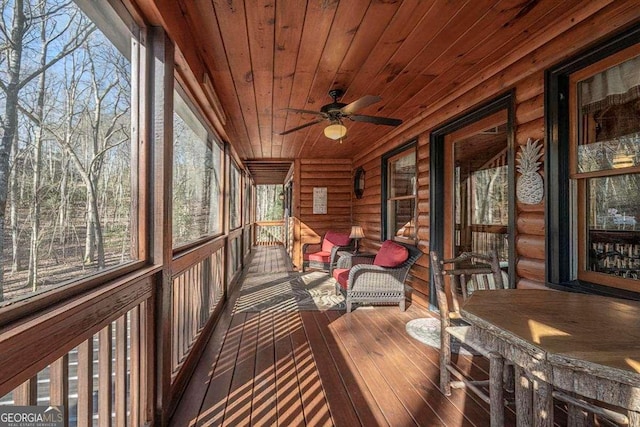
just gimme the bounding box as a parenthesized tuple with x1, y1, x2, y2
(302, 230, 353, 273)
(332, 240, 422, 312)
(430, 250, 508, 427)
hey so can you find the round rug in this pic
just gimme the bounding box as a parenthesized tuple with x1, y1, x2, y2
(405, 317, 478, 355)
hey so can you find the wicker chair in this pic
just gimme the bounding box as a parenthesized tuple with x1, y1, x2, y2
(430, 250, 508, 427)
(333, 241, 422, 312)
(302, 230, 354, 273)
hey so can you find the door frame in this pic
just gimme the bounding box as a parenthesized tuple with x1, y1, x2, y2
(429, 92, 516, 308)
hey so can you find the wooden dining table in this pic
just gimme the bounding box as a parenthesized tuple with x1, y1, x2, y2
(461, 288, 640, 427)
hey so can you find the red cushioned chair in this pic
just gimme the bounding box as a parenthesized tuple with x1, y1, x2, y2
(302, 230, 354, 273)
(332, 240, 422, 312)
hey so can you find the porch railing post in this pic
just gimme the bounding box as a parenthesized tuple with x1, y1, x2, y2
(149, 25, 175, 427)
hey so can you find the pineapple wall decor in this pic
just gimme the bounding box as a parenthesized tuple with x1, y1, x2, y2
(516, 138, 544, 204)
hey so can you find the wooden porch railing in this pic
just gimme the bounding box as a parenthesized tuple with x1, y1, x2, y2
(0, 271, 155, 425)
(457, 224, 509, 262)
(254, 220, 285, 246)
(171, 239, 225, 379)
(0, 226, 254, 425)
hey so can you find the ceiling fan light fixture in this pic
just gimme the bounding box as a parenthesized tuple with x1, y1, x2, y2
(324, 122, 347, 140)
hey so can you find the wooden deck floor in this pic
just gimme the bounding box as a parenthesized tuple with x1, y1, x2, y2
(170, 246, 518, 426)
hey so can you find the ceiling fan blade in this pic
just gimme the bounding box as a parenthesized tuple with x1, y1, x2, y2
(277, 118, 325, 135)
(349, 114, 403, 126)
(285, 108, 325, 117)
(340, 95, 382, 115)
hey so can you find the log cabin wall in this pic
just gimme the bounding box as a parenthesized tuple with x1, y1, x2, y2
(352, 1, 640, 308)
(291, 158, 352, 269)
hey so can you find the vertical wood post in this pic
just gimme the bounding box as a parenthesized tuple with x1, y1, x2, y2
(13, 377, 37, 405)
(515, 366, 533, 427)
(533, 377, 554, 427)
(293, 159, 301, 268)
(489, 352, 505, 427)
(223, 144, 230, 293)
(150, 26, 174, 427)
(99, 326, 113, 427)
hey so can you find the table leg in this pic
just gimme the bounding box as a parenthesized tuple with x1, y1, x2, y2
(533, 378, 553, 427)
(567, 400, 587, 427)
(515, 366, 532, 427)
(489, 352, 505, 427)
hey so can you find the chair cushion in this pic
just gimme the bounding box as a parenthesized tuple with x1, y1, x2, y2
(332, 268, 350, 290)
(304, 251, 331, 263)
(374, 240, 409, 268)
(321, 231, 352, 252)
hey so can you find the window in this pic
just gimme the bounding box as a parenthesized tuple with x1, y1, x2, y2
(430, 94, 515, 304)
(547, 26, 640, 297)
(172, 90, 223, 247)
(244, 173, 252, 225)
(570, 45, 640, 291)
(382, 143, 417, 241)
(0, 0, 137, 304)
(453, 119, 509, 262)
(229, 162, 242, 230)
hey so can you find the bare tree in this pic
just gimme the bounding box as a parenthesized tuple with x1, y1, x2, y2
(0, 0, 94, 299)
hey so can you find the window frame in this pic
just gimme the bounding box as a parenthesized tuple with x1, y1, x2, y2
(430, 92, 516, 308)
(171, 84, 225, 252)
(0, 0, 147, 320)
(546, 24, 640, 299)
(570, 45, 640, 292)
(381, 140, 418, 243)
(229, 160, 242, 231)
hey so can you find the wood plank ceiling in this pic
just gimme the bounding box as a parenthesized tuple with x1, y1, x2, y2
(137, 0, 591, 181)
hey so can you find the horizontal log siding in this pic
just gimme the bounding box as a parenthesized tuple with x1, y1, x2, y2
(353, 1, 640, 305)
(350, 133, 430, 307)
(293, 159, 352, 269)
(514, 71, 547, 289)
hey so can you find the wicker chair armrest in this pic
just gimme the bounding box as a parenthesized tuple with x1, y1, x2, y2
(330, 243, 354, 259)
(336, 253, 375, 269)
(302, 242, 322, 254)
(348, 264, 407, 293)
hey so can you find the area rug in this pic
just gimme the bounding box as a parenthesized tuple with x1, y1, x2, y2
(405, 317, 479, 355)
(234, 271, 345, 313)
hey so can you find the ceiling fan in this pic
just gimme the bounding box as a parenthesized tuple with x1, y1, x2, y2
(278, 89, 402, 140)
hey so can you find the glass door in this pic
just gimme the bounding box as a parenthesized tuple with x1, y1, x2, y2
(442, 109, 513, 280)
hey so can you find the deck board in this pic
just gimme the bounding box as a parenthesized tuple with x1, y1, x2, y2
(172, 246, 513, 427)
(250, 312, 277, 427)
(299, 311, 363, 426)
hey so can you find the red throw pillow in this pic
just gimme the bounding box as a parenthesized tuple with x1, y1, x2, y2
(321, 231, 351, 252)
(374, 240, 409, 268)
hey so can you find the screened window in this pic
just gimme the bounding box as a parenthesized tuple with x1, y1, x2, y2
(383, 145, 417, 241)
(229, 162, 242, 230)
(0, 0, 136, 304)
(173, 91, 223, 247)
(570, 45, 640, 291)
(244, 173, 252, 225)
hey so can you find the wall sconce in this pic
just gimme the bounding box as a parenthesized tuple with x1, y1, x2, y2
(354, 167, 365, 199)
(349, 225, 365, 254)
(324, 122, 347, 140)
(278, 191, 285, 201)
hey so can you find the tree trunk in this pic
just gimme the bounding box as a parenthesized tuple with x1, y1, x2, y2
(28, 11, 49, 290)
(0, 0, 26, 301)
(10, 132, 21, 273)
(91, 175, 105, 268)
(84, 193, 95, 265)
(58, 155, 69, 247)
